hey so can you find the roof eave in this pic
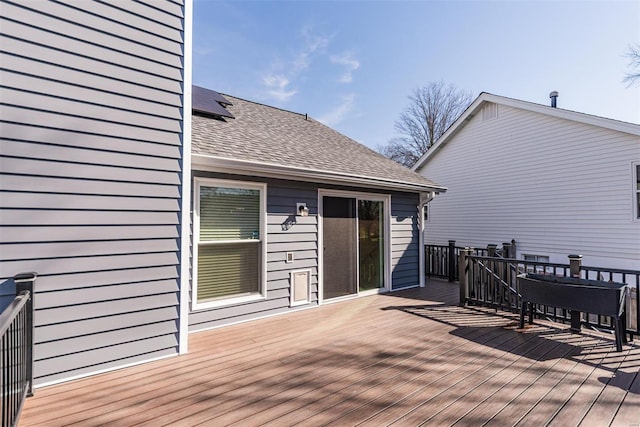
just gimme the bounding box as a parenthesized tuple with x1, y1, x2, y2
(192, 154, 447, 193)
(483, 93, 640, 135)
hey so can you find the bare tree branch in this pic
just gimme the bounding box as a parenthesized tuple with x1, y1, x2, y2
(624, 43, 640, 87)
(380, 81, 472, 167)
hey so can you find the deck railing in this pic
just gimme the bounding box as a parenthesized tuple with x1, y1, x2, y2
(1, 272, 36, 427)
(457, 252, 639, 338)
(425, 240, 512, 281)
(425, 241, 486, 282)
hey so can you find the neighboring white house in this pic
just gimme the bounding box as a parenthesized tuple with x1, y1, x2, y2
(412, 92, 640, 271)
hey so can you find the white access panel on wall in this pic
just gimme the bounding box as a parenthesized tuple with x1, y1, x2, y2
(290, 269, 311, 306)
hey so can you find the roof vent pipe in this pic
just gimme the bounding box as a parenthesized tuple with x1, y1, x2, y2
(549, 91, 559, 108)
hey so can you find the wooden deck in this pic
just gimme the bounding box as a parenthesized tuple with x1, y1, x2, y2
(20, 280, 639, 426)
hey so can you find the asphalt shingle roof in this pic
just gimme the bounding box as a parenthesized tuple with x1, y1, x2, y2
(191, 93, 444, 192)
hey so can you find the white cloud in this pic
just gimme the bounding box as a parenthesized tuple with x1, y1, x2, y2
(317, 93, 355, 126)
(293, 26, 330, 73)
(261, 26, 333, 103)
(262, 73, 297, 101)
(330, 52, 360, 83)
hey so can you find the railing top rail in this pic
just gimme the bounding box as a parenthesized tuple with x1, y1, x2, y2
(580, 265, 640, 275)
(467, 255, 640, 274)
(0, 290, 30, 336)
(425, 244, 465, 250)
(468, 255, 570, 267)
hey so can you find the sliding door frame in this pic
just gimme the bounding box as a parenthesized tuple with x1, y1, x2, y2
(318, 189, 391, 304)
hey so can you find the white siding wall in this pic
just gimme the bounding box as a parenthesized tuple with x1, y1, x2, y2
(420, 104, 640, 270)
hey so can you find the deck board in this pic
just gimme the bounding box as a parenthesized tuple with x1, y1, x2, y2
(19, 279, 640, 426)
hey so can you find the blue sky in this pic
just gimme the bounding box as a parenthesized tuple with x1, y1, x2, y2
(192, 0, 640, 150)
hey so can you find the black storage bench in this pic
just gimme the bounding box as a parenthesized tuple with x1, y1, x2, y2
(517, 273, 628, 351)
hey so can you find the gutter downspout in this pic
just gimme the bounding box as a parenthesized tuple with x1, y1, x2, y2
(418, 191, 436, 287)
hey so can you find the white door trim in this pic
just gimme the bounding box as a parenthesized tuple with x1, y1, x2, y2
(318, 189, 392, 304)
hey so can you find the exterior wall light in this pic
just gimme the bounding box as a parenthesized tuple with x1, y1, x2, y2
(296, 203, 309, 217)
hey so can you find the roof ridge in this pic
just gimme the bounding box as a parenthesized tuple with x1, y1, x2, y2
(220, 93, 307, 118)
(480, 92, 640, 127)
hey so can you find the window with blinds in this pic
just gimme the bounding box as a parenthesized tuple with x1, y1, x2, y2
(194, 179, 265, 307)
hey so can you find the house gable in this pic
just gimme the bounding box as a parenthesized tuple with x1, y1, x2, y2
(413, 93, 640, 172)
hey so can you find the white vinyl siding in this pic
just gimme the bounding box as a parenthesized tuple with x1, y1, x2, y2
(193, 179, 266, 309)
(419, 104, 640, 270)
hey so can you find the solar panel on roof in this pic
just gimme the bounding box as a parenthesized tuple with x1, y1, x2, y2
(192, 85, 234, 118)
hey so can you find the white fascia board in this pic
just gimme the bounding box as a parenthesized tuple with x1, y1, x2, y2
(191, 154, 447, 193)
(484, 93, 640, 136)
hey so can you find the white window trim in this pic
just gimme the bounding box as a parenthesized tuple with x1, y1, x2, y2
(522, 254, 549, 263)
(192, 177, 267, 311)
(633, 162, 640, 222)
(317, 189, 392, 304)
(522, 253, 550, 274)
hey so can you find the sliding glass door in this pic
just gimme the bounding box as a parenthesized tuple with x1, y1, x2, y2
(358, 200, 384, 291)
(322, 194, 387, 301)
(322, 196, 357, 299)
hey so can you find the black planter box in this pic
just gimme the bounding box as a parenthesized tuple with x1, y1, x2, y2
(517, 273, 628, 351)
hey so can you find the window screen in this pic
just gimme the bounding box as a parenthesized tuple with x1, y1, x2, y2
(199, 186, 260, 241)
(196, 183, 262, 304)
